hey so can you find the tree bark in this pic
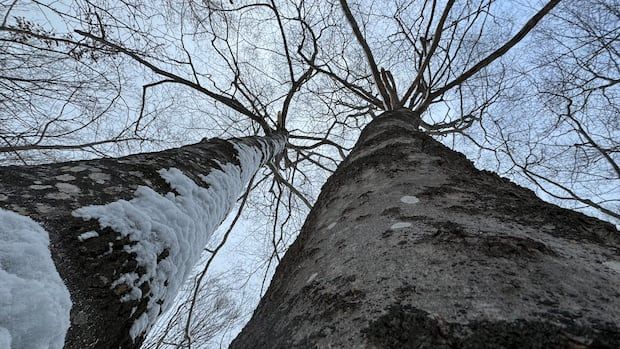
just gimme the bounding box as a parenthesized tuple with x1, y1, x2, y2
(232, 110, 620, 348)
(0, 133, 286, 349)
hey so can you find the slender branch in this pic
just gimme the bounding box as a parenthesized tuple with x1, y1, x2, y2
(521, 165, 620, 220)
(428, 0, 561, 101)
(136, 79, 177, 133)
(74, 29, 272, 133)
(1, 0, 19, 27)
(268, 163, 312, 209)
(400, 0, 455, 107)
(0, 138, 142, 153)
(183, 173, 257, 348)
(339, 0, 391, 109)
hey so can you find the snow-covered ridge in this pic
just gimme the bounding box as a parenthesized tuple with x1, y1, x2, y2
(72, 139, 283, 340)
(0, 209, 72, 349)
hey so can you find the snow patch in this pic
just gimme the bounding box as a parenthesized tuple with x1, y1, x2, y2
(72, 139, 281, 340)
(327, 222, 336, 230)
(400, 195, 420, 204)
(0, 328, 11, 349)
(77, 231, 99, 242)
(130, 313, 149, 340)
(391, 222, 412, 229)
(0, 208, 72, 349)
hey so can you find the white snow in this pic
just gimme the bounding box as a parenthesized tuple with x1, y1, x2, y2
(129, 313, 149, 340)
(77, 231, 99, 242)
(327, 222, 336, 229)
(0, 208, 72, 349)
(391, 222, 412, 229)
(400, 195, 420, 204)
(0, 327, 11, 349)
(72, 139, 283, 340)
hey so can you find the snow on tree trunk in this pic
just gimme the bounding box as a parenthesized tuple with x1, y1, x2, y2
(0, 209, 72, 349)
(232, 110, 620, 348)
(0, 133, 286, 349)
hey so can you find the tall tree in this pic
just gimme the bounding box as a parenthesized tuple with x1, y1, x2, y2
(230, 0, 620, 345)
(232, 109, 620, 347)
(0, 133, 286, 348)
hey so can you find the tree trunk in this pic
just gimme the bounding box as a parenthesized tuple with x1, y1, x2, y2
(232, 110, 620, 348)
(0, 133, 286, 349)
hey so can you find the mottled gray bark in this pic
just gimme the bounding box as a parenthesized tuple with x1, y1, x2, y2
(232, 110, 620, 348)
(0, 133, 286, 349)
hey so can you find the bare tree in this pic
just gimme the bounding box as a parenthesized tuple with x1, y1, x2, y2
(0, 1, 143, 164)
(230, 0, 619, 346)
(232, 108, 619, 348)
(0, 131, 286, 349)
(142, 273, 242, 349)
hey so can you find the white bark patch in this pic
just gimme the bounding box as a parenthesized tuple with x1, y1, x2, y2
(55, 183, 81, 194)
(0, 208, 72, 349)
(103, 186, 124, 195)
(30, 184, 53, 190)
(327, 222, 336, 230)
(391, 222, 412, 229)
(55, 174, 76, 181)
(603, 261, 620, 274)
(89, 172, 111, 184)
(400, 195, 420, 204)
(35, 203, 54, 214)
(77, 231, 99, 242)
(306, 273, 319, 284)
(72, 140, 280, 340)
(9, 205, 28, 216)
(64, 166, 87, 173)
(45, 192, 71, 200)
